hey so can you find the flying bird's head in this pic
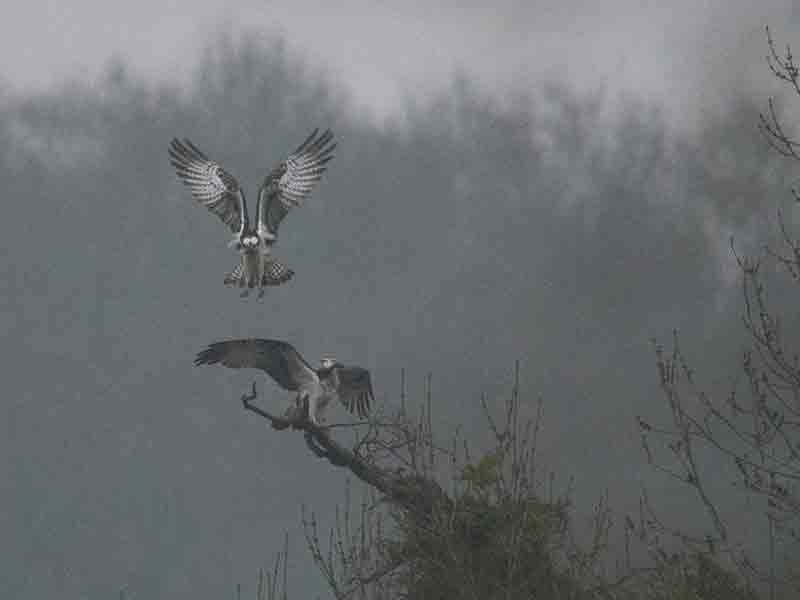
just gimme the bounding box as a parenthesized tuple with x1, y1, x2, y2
(241, 235, 260, 249)
(229, 234, 260, 251)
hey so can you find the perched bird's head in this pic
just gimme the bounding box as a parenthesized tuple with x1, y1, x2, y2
(320, 357, 338, 370)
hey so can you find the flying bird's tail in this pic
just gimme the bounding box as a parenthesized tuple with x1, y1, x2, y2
(223, 257, 294, 289)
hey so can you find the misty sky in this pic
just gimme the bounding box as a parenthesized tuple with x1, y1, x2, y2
(3, 2, 800, 599)
(3, 0, 799, 127)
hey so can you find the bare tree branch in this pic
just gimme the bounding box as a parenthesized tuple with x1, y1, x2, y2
(241, 381, 451, 519)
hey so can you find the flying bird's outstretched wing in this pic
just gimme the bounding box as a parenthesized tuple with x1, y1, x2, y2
(256, 128, 336, 238)
(333, 366, 374, 419)
(169, 138, 247, 233)
(194, 339, 316, 391)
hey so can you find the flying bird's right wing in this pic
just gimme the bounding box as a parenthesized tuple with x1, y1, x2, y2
(194, 339, 316, 391)
(169, 138, 247, 233)
(256, 128, 336, 238)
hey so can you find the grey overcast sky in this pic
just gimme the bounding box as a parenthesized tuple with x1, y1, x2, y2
(4, 2, 800, 599)
(2, 0, 798, 127)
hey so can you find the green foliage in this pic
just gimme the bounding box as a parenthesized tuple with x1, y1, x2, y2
(636, 552, 756, 600)
(385, 449, 588, 600)
(381, 445, 763, 600)
(458, 448, 505, 496)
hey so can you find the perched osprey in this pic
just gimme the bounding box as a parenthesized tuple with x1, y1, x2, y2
(168, 129, 336, 297)
(194, 338, 374, 426)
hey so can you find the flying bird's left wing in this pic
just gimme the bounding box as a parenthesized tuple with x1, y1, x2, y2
(333, 366, 374, 419)
(169, 138, 247, 233)
(256, 128, 336, 238)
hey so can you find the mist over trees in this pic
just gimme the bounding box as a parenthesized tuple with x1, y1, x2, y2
(1, 28, 798, 599)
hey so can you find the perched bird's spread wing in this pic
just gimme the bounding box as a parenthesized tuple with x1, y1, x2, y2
(169, 138, 247, 233)
(194, 339, 317, 391)
(256, 129, 336, 238)
(333, 366, 374, 419)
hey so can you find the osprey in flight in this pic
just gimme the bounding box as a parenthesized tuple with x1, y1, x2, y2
(168, 129, 336, 297)
(194, 338, 374, 426)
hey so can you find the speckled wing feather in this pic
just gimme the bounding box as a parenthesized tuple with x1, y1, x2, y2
(194, 339, 317, 391)
(169, 138, 246, 233)
(256, 128, 336, 237)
